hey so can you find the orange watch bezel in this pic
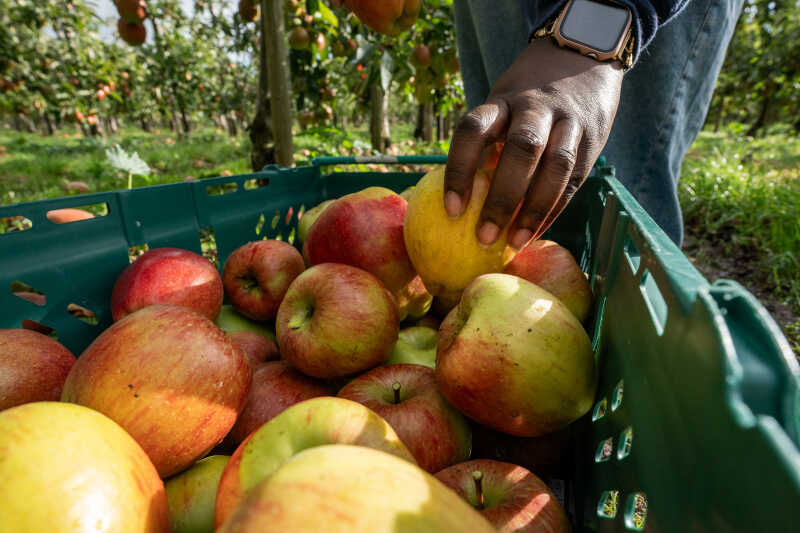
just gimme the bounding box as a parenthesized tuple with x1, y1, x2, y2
(551, 0, 633, 63)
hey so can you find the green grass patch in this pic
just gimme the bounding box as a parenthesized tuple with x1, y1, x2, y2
(680, 127, 800, 352)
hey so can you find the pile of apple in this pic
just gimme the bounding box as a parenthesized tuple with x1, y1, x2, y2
(0, 164, 597, 533)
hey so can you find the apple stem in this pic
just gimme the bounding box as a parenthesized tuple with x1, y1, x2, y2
(472, 470, 485, 510)
(392, 382, 401, 404)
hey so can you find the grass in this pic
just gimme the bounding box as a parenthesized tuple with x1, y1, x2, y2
(679, 126, 800, 353)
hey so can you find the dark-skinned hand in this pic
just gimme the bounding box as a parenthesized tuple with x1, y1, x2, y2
(444, 37, 624, 250)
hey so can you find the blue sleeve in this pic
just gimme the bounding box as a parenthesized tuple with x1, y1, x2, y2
(524, 0, 690, 65)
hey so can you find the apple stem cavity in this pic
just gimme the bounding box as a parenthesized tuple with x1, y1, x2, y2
(288, 304, 314, 330)
(472, 470, 485, 510)
(392, 381, 401, 404)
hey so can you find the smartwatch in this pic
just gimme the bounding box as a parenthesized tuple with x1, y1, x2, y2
(533, 0, 635, 70)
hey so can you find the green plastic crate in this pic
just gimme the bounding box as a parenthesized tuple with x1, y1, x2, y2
(1, 155, 798, 531)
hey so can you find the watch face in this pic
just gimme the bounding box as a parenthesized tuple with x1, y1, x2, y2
(560, 0, 631, 53)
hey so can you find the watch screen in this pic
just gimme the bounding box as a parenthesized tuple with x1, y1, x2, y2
(560, 0, 631, 53)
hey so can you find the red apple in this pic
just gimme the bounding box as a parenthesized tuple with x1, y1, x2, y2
(276, 263, 398, 379)
(411, 44, 431, 67)
(111, 247, 223, 322)
(345, 0, 421, 36)
(436, 274, 595, 437)
(504, 240, 592, 322)
(222, 240, 305, 321)
(303, 187, 431, 321)
(338, 364, 471, 473)
(435, 459, 570, 533)
(228, 330, 279, 365)
(61, 305, 252, 478)
(225, 360, 334, 447)
(0, 329, 75, 410)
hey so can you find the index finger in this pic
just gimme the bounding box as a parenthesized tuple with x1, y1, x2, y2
(443, 101, 509, 218)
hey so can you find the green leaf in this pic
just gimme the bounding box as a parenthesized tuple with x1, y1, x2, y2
(318, 2, 339, 27)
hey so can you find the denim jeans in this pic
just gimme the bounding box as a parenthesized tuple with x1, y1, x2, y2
(453, 0, 744, 245)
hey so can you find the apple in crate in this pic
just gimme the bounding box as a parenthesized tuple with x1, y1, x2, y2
(166, 455, 229, 533)
(276, 263, 398, 379)
(214, 396, 415, 528)
(222, 240, 305, 321)
(0, 329, 75, 410)
(61, 305, 252, 478)
(504, 240, 592, 322)
(296, 198, 334, 244)
(436, 274, 595, 437)
(0, 402, 169, 532)
(228, 330, 279, 365)
(303, 187, 432, 321)
(435, 459, 569, 533)
(216, 304, 275, 339)
(225, 360, 334, 447)
(111, 247, 223, 321)
(338, 364, 471, 472)
(385, 326, 437, 368)
(218, 445, 495, 533)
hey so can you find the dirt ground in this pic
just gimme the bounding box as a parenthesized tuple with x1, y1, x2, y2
(682, 230, 799, 359)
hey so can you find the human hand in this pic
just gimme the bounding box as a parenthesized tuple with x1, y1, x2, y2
(444, 37, 624, 250)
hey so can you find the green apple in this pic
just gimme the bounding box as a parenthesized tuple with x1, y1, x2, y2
(214, 396, 415, 529)
(166, 455, 230, 533)
(436, 273, 596, 437)
(218, 445, 495, 532)
(297, 199, 334, 244)
(0, 402, 169, 533)
(386, 326, 437, 368)
(215, 304, 275, 341)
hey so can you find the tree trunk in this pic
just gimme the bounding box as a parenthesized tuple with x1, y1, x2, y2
(414, 104, 424, 139)
(370, 84, 390, 152)
(746, 81, 775, 138)
(180, 105, 191, 135)
(250, 0, 294, 170)
(15, 113, 36, 133)
(422, 103, 434, 143)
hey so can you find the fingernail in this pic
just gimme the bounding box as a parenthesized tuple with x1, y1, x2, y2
(477, 222, 500, 246)
(444, 191, 463, 218)
(510, 229, 533, 250)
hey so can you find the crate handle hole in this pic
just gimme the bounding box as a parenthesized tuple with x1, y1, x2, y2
(623, 234, 641, 275)
(128, 243, 150, 264)
(597, 490, 619, 519)
(46, 202, 108, 224)
(270, 210, 280, 230)
(611, 380, 624, 411)
(206, 182, 238, 196)
(0, 216, 33, 235)
(255, 213, 266, 236)
(68, 303, 99, 326)
(592, 398, 607, 422)
(640, 269, 667, 336)
(297, 204, 306, 221)
(243, 177, 269, 190)
(21, 319, 58, 339)
(595, 437, 614, 463)
(617, 426, 633, 461)
(199, 227, 218, 268)
(11, 281, 46, 306)
(284, 206, 294, 226)
(624, 492, 648, 530)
